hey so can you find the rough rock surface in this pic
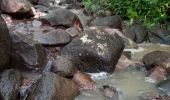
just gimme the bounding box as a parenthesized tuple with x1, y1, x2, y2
(0, 0, 34, 17)
(51, 56, 78, 77)
(10, 29, 47, 70)
(33, 29, 71, 46)
(0, 69, 22, 100)
(61, 28, 124, 73)
(26, 72, 80, 100)
(40, 8, 83, 30)
(90, 15, 122, 30)
(125, 24, 148, 44)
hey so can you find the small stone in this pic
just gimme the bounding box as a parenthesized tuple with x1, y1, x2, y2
(32, 19, 42, 27)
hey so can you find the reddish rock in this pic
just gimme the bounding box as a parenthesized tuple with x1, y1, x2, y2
(148, 66, 167, 83)
(73, 71, 95, 90)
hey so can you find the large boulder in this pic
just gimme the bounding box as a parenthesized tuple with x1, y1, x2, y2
(10, 29, 47, 70)
(26, 72, 80, 100)
(142, 51, 170, 71)
(0, 15, 10, 71)
(51, 56, 78, 77)
(61, 28, 124, 73)
(40, 8, 83, 31)
(125, 24, 148, 44)
(0, 0, 34, 17)
(0, 69, 22, 100)
(33, 29, 71, 46)
(89, 15, 122, 30)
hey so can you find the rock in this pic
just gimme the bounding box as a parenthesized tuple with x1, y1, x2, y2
(40, 8, 83, 31)
(51, 56, 78, 77)
(142, 51, 170, 70)
(1, 14, 13, 28)
(46, 47, 61, 60)
(147, 66, 167, 84)
(32, 19, 42, 27)
(61, 28, 124, 73)
(125, 24, 148, 44)
(148, 25, 170, 44)
(38, 0, 56, 7)
(10, 29, 47, 70)
(100, 85, 119, 100)
(158, 80, 170, 96)
(26, 72, 80, 100)
(73, 71, 95, 90)
(0, 69, 22, 100)
(0, 0, 34, 18)
(101, 27, 138, 49)
(66, 27, 80, 38)
(27, 0, 39, 4)
(89, 15, 122, 30)
(33, 29, 71, 46)
(0, 15, 10, 71)
(116, 54, 143, 71)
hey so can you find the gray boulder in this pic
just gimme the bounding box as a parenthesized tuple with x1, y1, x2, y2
(142, 50, 170, 71)
(0, 69, 22, 100)
(61, 28, 124, 73)
(51, 56, 78, 77)
(125, 24, 148, 44)
(89, 15, 122, 30)
(10, 30, 47, 70)
(33, 29, 71, 46)
(0, 0, 34, 17)
(40, 8, 83, 29)
(0, 15, 10, 71)
(26, 72, 80, 100)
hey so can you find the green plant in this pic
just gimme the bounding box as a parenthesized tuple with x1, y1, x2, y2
(83, 0, 170, 28)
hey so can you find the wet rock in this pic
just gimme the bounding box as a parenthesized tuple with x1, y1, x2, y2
(146, 66, 167, 84)
(61, 28, 124, 73)
(73, 71, 95, 90)
(51, 56, 78, 77)
(0, 0, 34, 18)
(26, 72, 80, 100)
(89, 15, 122, 30)
(33, 29, 71, 46)
(100, 85, 119, 100)
(0, 15, 10, 71)
(142, 51, 170, 71)
(40, 8, 83, 31)
(158, 80, 170, 96)
(10, 30, 47, 70)
(66, 27, 80, 38)
(125, 24, 148, 44)
(0, 69, 22, 100)
(116, 54, 143, 71)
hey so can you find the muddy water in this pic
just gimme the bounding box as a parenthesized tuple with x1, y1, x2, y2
(75, 43, 170, 100)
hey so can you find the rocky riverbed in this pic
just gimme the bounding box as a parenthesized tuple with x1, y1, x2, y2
(0, 0, 170, 100)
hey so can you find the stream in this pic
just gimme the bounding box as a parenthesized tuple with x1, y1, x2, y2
(75, 43, 170, 100)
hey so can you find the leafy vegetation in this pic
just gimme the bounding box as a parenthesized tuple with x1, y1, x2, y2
(83, 0, 170, 27)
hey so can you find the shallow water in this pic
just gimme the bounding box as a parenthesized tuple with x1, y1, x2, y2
(76, 43, 170, 100)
